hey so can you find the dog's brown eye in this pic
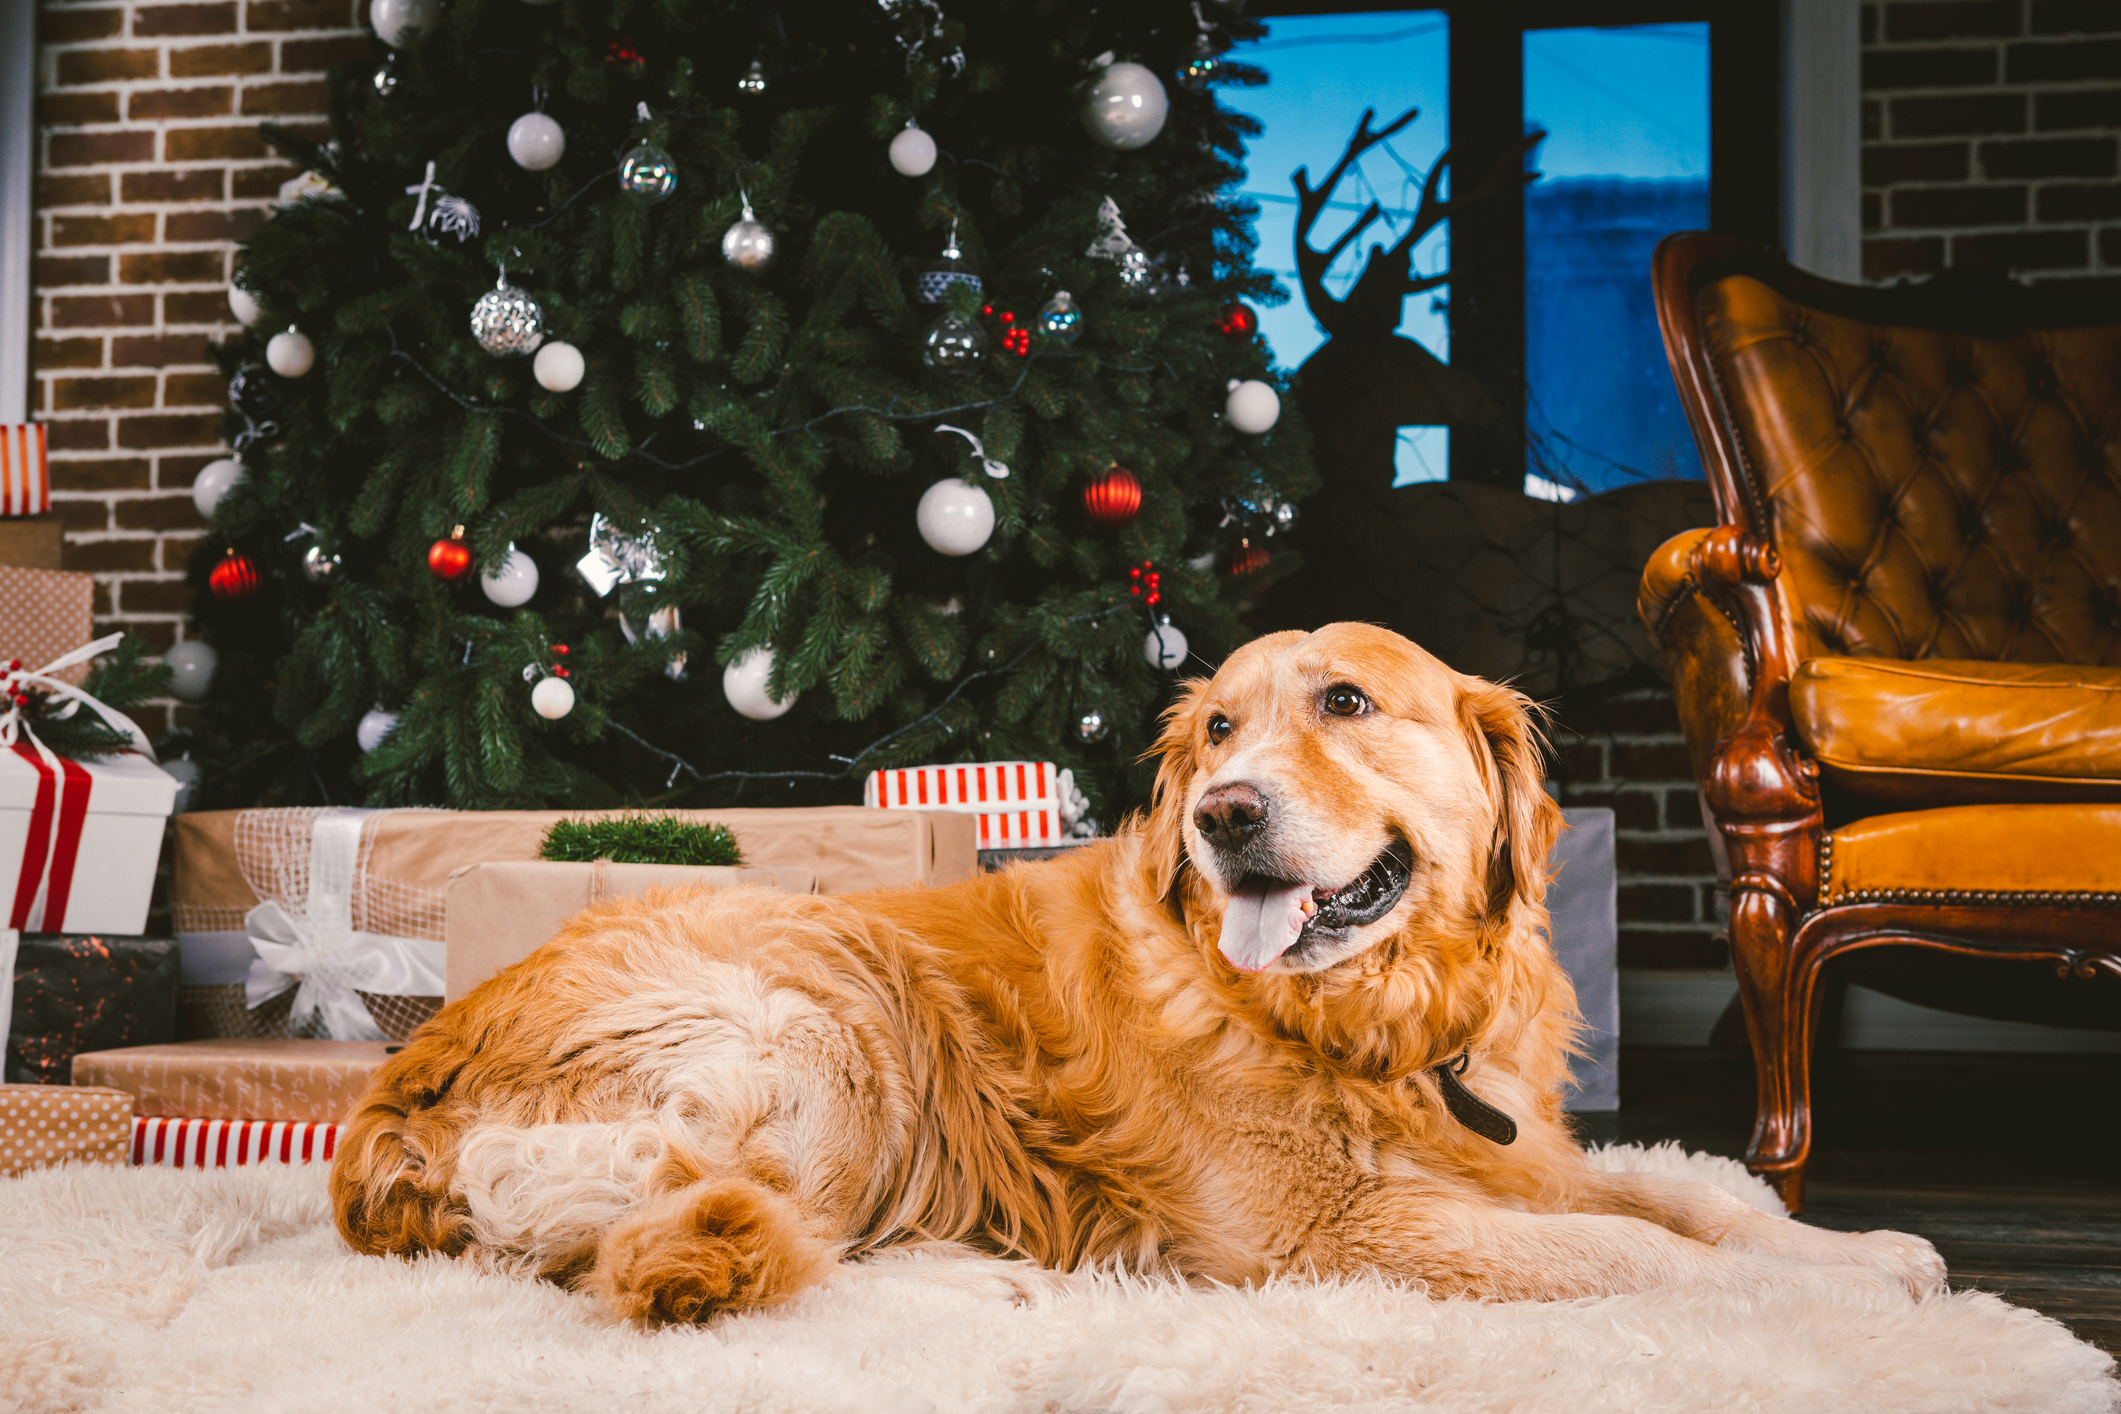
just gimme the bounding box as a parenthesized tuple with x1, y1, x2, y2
(1207, 714, 1234, 744)
(1323, 685, 1370, 717)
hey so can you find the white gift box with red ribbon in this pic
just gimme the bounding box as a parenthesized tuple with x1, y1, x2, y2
(863, 761, 1077, 849)
(0, 634, 177, 934)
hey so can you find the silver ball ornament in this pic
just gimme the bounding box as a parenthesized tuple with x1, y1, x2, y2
(471, 277, 545, 356)
(506, 111, 566, 171)
(1082, 60, 1169, 150)
(618, 141, 677, 203)
(371, 55, 399, 99)
(1271, 499, 1299, 534)
(921, 313, 987, 372)
(531, 675, 575, 719)
(1037, 290, 1083, 343)
(163, 640, 218, 702)
(736, 59, 768, 95)
(302, 544, 342, 583)
(889, 123, 937, 177)
(1077, 709, 1109, 744)
(721, 204, 775, 272)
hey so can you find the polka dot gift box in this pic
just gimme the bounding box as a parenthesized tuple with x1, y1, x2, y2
(0, 1083, 132, 1176)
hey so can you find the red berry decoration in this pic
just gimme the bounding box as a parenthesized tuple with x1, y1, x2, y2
(1128, 560, 1162, 606)
(1082, 464, 1142, 527)
(208, 549, 261, 601)
(1217, 302, 1258, 340)
(427, 525, 474, 581)
(1231, 544, 1272, 576)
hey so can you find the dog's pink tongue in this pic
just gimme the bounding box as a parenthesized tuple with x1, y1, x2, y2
(1219, 881, 1315, 973)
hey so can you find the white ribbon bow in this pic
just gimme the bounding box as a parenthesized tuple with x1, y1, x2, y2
(243, 810, 445, 1041)
(0, 632, 157, 760)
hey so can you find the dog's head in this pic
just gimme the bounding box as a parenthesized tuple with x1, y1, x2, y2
(1142, 623, 1561, 978)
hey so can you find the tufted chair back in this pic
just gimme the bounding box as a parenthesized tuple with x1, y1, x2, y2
(1690, 273, 2121, 665)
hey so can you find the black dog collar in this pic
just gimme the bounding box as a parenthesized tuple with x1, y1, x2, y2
(1432, 1053, 1517, 1145)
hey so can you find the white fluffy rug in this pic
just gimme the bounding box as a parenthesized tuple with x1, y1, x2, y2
(0, 1144, 2111, 1414)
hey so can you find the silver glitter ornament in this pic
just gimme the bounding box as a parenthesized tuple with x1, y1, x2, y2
(721, 201, 775, 272)
(1271, 499, 1299, 534)
(1036, 289, 1083, 343)
(1077, 709, 1109, 743)
(575, 512, 668, 596)
(302, 544, 342, 583)
(619, 141, 677, 204)
(921, 313, 986, 372)
(470, 273, 545, 356)
(916, 224, 981, 304)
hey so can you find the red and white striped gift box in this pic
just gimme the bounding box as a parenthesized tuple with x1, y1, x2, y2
(1, 424, 49, 517)
(131, 1116, 340, 1169)
(863, 761, 1065, 848)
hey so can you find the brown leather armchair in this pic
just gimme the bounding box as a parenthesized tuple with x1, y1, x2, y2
(1640, 233, 2121, 1210)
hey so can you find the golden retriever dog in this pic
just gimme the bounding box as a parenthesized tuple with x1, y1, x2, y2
(331, 623, 1944, 1322)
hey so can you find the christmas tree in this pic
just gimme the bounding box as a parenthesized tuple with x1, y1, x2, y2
(187, 0, 1312, 819)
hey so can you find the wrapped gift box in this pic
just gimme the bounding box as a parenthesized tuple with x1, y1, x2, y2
(6, 933, 179, 1084)
(172, 806, 974, 1041)
(444, 860, 813, 1002)
(0, 1083, 133, 1175)
(0, 565, 94, 686)
(131, 1115, 338, 1168)
(1, 750, 179, 936)
(71, 1037, 391, 1123)
(2, 423, 49, 517)
(864, 761, 1071, 848)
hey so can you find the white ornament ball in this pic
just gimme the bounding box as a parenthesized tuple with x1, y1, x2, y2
(480, 546, 540, 607)
(531, 675, 575, 719)
(723, 645, 796, 721)
(507, 111, 566, 171)
(164, 640, 218, 701)
(228, 283, 261, 326)
(1082, 61, 1169, 151)
(356, 708, 401, 753)
(889, 124, 937, 177)
(1225, 378, 1281, 434)
(532, 339, 584, 392)
(916, 478, 995, 557)
(370, 0, 439, 48)
(266, 327, 315, 377)
(191, 456, 243, 519)
(162, 755, 200, 813)
(1144, 619, 1190, 671)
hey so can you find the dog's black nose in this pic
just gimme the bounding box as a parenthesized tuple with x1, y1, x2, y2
(1195, 782, 1270, 849)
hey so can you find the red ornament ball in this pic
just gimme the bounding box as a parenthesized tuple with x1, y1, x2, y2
(208, 550, 260, 601)
(1082, 464, 1143, 527)
(1231, 544, 1273, 576)
(1217, 302, 1258, 340)
(427, 529, 474, 581)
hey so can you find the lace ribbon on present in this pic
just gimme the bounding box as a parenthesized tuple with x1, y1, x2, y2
(243, 809, 445, 1042)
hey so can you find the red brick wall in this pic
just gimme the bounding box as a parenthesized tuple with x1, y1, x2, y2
(31, 0, 367, 732)
(1863, 0, 2121, 281)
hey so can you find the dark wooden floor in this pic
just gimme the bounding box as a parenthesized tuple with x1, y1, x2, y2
(1574, 1046, 2121, 1355)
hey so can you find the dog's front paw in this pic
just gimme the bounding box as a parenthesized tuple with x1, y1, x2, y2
(1839, 1228, 1947, 1297)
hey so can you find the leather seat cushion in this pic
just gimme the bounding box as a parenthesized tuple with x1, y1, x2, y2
(1821, 803, 2121, 904)
(1790, 656, 2121, 806)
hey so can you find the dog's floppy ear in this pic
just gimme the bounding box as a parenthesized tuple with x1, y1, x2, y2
(1458, 678, 1563, 921)
(1138, 678, 1210, 900)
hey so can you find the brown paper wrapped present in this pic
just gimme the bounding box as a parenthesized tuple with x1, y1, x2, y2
(0, 565, 94, 685)
(0, 1082, 133, 1175)
(71, 1038, 391, 1124)
(171, 806, 975, 1042)
(443, 861, 813, 1002)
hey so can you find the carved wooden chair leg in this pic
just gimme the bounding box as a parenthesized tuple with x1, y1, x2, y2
(1727, 888, 1816, 1213)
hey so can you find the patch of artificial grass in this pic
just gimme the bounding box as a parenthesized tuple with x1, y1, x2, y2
(537, 815, 743, 867)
